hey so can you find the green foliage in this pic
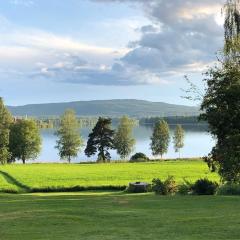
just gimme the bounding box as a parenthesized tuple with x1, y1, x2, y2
(0, 98, 13, 164)
(55, 109, 83, 163)
(129, 152, 149, 162)
(178, 179, 193, 195)
(201, 63, 240, 182)
(152, 176, 178, 195)
(85, 117, 115, 162)
(173, 124, 185, 158)
(150, 120, 170, 158)
(224, 0, 240, 60)
(114, 116, 136, 159)
(9, 119, 41, 164)
(192, 178, 218, 195)
(200, 1, 240, 183)
(217, 183, 240, 195)
(178, 184, 191, 195)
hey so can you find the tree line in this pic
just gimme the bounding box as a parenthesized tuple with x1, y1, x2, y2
(0, 100, 185, 164)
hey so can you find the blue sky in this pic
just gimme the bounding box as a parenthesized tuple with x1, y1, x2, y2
(0, 0, 225, 106)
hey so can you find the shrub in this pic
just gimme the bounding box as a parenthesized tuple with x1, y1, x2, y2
(130, 152, 149, 162)
(152, 176, 177, 195)
(217, 183, 240, 195)
(192, 178, 218, 195)
(152, 178, 166, 195)
(178, 179, 193, 195)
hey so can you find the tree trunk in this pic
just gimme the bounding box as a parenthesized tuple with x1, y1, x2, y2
(22, 158, 26, 164)
(68, 156, 71, 164)
(100, 147, 105, 163)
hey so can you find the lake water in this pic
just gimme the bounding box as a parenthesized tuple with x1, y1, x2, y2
(36, 124, 215, 163)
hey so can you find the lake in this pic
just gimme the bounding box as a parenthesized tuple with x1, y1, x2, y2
(36, 124, 215, 163)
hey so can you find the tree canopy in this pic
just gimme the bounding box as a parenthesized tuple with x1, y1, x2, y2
(150, 120, 170, 158)
(114, 116, 136, 159)
(201, 0, 240, 182)
(0, 97, 13, 164)
(55, 109, 83, 163)
(85, 117, 115, 162)
(173, 124, 185, 158)
(9, 119, 41, 164)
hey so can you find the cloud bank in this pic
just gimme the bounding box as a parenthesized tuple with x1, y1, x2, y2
(1, 0, 225, 86)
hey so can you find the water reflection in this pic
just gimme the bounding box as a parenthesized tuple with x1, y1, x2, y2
(37, 124, 215, 162)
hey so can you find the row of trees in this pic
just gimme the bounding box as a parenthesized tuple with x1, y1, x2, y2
(56, 110, 185, 163)
(0, 99, 185, 164)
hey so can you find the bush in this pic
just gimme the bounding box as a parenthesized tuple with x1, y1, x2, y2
(152, 176, 178, 195)
(217, 183, 240, 195)
(130, 152, 149, 162)
(178, 179, 193, 195)
(192, 178, 218, 195)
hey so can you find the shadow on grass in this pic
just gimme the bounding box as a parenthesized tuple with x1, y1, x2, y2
(0, 170, 127, 194)
(0, 170, 31, 192)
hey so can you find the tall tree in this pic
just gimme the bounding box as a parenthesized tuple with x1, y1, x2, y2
(9, 119, 41, 164)
(224, 0, 240, 60)
(150, 120, 170, 159)
(200, 0, 240, 182)
(0, 97, 13, 164)
(85, 117, 115, 162)
(55, 109, 83, 163)
(173, 124, 185, 158)
(114, 116, 136, 159)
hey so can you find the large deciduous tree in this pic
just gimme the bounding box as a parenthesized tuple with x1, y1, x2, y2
(9, 119, 41, 164)
(201, 0, 240, 182)
(85, 117, 115, 162)
(150, 120, 170, 159)
(114, 116, 136, 159)
(55, 109, 83, 163)
(0, 97, 13, 164)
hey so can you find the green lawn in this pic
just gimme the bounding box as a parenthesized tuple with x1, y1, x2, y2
(0, 192, 240, 240)
(0, 160, 219, 192)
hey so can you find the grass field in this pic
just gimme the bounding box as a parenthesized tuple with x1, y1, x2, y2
(0, 160, 219, 193)
(0, 192, 240, 240)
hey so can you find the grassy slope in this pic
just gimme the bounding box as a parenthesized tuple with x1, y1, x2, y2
(0, 192, 240, 240)
(0, 161, 219, 192)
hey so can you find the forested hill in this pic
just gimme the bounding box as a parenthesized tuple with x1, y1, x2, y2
(7, 99, 200, 118)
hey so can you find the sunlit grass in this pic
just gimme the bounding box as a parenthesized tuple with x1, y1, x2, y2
(0, 160, 219, 192)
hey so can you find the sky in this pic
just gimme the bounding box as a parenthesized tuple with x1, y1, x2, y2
(0, 0, 225, 106)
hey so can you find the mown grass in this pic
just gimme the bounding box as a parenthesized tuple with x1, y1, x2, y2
(0, 192, 240, 240)
(0, 160, 219, 193)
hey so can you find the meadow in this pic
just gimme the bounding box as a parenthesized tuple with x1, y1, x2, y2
(0, 192, 240, 240)
(0, 159, 219, 193)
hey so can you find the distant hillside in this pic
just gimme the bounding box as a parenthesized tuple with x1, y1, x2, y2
(7, 99, 200, 118)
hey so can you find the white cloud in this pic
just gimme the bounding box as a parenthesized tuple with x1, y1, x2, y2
(0, 0, 227, 87)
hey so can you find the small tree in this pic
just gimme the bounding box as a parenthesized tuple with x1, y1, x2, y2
(85, 117, 115, 162)
(114, 116, 136, 159)
(0, 97, 13, 164)
(150, 120, 170, 159)
(9, 119, 41, 164)
(173, 124, 185, 158)
(55, 109, 83, 163)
